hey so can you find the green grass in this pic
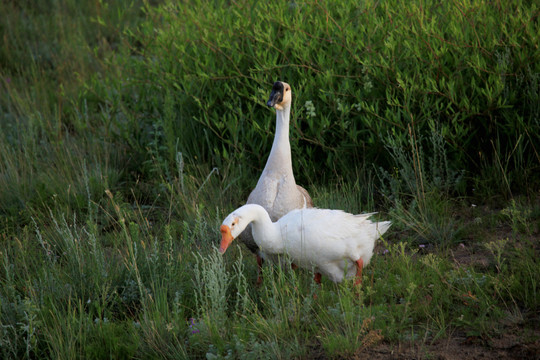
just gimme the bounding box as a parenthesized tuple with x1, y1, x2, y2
(1, 0, 539, 358)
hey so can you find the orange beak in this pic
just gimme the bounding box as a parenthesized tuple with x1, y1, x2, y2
(219, 225, 234, 254)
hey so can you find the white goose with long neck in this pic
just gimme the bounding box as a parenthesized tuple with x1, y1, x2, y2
(239, 81, 313, 262)
(247, 81, 311, 221)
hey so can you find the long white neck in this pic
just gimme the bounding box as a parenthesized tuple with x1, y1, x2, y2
(262, 105, 293, 177)
(244, 205, 284, 254)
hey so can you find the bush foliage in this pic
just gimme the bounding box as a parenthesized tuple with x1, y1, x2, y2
(81, 0, 539, 191)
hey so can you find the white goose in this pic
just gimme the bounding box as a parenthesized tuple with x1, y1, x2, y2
(239, 81, 313, 280)
(220, 204, 391, 285)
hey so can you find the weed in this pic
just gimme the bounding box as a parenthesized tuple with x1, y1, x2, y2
(484, 239, 509, 273)
(379, 122, 464, 247)
(193, 249, 230, 328)
(500, 199, 533, 235)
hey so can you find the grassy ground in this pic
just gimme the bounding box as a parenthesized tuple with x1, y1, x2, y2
(1, 1, 539, 359)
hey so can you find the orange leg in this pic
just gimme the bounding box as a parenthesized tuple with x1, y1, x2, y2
(256, 255, 264, 285)
(314, 272, 322, 284)
(354, 258, 364, 286)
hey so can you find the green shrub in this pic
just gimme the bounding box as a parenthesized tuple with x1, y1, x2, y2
(82, 0, 540, 193)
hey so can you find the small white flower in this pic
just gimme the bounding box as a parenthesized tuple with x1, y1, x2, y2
(304, 100, 316, 118)
(337, 99, 345, 112)
(363, 80, 373, 92)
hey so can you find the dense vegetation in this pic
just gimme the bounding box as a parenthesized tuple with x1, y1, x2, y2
(0, 0, 538, 358)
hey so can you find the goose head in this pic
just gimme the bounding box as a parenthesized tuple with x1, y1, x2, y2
(219, 209, 250, 254)
(266, 81, 292, 111)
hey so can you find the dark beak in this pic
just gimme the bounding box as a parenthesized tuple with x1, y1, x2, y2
(266, 82, 284, 107)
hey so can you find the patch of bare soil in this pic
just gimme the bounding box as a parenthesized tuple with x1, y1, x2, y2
(449, 242, 492, 269)
(359, 331, 540, 360)
(305, 330, 540, 360)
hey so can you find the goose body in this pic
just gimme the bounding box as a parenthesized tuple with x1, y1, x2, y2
(220, 204, 391, 284)
(240, 81, 313, 258)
